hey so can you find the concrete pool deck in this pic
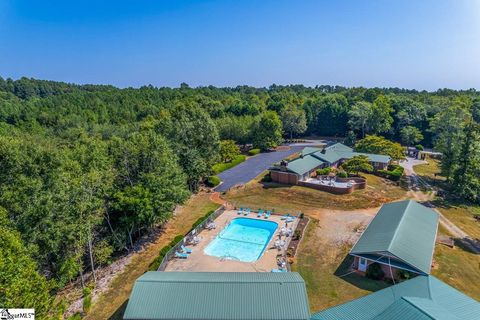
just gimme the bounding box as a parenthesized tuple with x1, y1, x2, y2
(164, 210, 299, 272)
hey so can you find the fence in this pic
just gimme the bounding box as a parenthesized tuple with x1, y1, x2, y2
(157, 205, 226, 271)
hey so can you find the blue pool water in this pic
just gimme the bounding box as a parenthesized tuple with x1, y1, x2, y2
(204, 218, 278, 262)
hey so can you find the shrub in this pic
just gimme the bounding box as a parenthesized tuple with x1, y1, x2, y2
(191, 210, 215, 230)
(248, 148, 261, 156)
(366, 262, 385, 280)
(206, 175, 221, 187)
(336, 171, 348, 178)
(397, 269, 414, 281)
(377, 165, 404, 181)
(316, 167, 331, 176)
(293, 230, 302, 240)
(262, 173, 272, 182)
(299, 212, 304, 219)
(415, 144, 424, 151)
(83, 287, 92, 313)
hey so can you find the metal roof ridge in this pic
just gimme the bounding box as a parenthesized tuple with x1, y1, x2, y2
(400, 296, 436, 320)
(386, 200, 413, 253)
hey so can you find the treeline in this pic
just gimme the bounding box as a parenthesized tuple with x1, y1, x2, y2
(0, 77, 479, 317)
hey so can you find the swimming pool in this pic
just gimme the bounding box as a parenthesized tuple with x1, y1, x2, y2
(204, 218, 278, 262)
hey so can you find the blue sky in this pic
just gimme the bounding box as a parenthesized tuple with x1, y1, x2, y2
(1, 0, 479, 90)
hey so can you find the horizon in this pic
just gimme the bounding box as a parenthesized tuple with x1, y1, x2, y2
(1, 0, 480, 90)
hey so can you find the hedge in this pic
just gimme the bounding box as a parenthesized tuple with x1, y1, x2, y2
(212, 155, 246, 174)
(377, 164, 404, 181)
(206, 175, 221, 187)
(148, 208, 219, 271)
(149, 234, 186, 271)
(248, 148, 261, 156)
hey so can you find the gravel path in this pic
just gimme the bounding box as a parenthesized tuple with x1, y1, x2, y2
(401, 157, 480, 253)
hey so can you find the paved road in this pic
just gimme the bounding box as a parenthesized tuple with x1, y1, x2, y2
(215, 146, 304, 192)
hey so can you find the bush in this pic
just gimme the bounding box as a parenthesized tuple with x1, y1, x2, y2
(366, 262, 384, 280)
(149, 234, 187, 271)
(377, 165, 404, 181)
(191, 210, 215, 230)
(83, 287, 92, 313)
(206, 175, 221, 187)
(397, 269, 414, 281)
(248, 148, 261, 156)
(212, 155, 246, 174)
(336, 171, 348, 178)
(262, 173, 272, 182)
(299, 212, 304, 219)
(293, 230, 302, 240)
(316, 167, 331, 176)
(415, 144, 424, 151)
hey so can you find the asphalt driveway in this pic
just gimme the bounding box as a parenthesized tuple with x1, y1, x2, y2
(214, 146, 304, 192)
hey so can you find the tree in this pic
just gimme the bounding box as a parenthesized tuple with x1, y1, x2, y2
(348, 101, 372, 138)
(430, 103, 469, 181)
(400, 126, 423, 146)
(341, 155, 373, 175)
(280, 106, 307, 139)
(252, 111, 283, 150)
(355, 135, 405, 160)
(370, 95, 393, 134)
(0, 207, 52, 318)
(219, 140, 240, 163)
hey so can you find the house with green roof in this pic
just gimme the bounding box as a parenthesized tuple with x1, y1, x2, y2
(350, 200, 439, 279)
(311, 275, 480, 320)
(123, 272, 311, 320)
(124, 273, 480, 320)
(270, 143, 391, 185)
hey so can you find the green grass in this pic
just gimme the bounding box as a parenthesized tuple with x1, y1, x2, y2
(293, 219, 389, 311)
(212, 155, 246, 174)
(225, 172, 408, 214)
(433, 243, 480, 302)
(435, 200, 480, 239)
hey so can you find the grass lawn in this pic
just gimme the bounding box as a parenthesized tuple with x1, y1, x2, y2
(293, 219, 389, 312)
(212, 155, 246, 174)
(224, 172, 407, 214)
(414, 157, 480, 240)
(84, 193, 220, 320)
(436, 201, 480, 240)
(433, 243, 480, 301)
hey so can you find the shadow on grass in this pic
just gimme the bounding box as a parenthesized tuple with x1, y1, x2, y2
(454, 238, 480, 255)
(333, 255, 390, 292)
(108, 299, 128, 320)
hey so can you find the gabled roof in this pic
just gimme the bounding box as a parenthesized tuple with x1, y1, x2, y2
(124, 272, 311, 320)
(350, 200, 439, 274)
(303, 143, 391, 164)
(287, 155, 324, 175)
(311, 275, 480, 320)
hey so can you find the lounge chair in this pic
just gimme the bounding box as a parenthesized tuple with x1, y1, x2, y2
(285, 217, 295, 223)
(181, 245, 193, 254)
(264, 210, 271, 219)
(175, 251, 189, 259)
(244, 208, 251, 216)
(206, 222, 217, 230)
(281, 213, 291, 220)
(271, 268, 287, 272)
(257, 209, 264, 218)
(237, 207, 243, 215)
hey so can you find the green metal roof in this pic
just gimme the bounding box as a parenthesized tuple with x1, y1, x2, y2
(311, 275, 480, 320)
(124, 272, 311, 320)
(287, 155, 324, 175)
(301, 147, 322, 156)
(303, 143, 391, 165)
(350, 200, 439, 274)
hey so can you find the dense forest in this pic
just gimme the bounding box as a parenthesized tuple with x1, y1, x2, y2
(0, 77, 479, 317)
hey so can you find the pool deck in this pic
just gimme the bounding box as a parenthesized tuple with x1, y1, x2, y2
(164, 210, 299, 272)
